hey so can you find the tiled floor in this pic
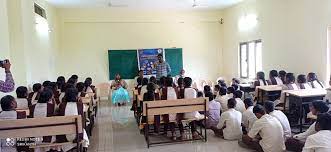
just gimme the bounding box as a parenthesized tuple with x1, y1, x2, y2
(88, 100, 254, 152)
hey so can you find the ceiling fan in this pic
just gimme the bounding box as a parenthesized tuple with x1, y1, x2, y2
(192, 0, 208, 8)
(106, 0, 128, 8)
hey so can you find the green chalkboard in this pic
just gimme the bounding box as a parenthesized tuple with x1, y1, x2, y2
(108, 48, 183, 80)
(108, 50, 138, 80)
(165, 48, 183, 77)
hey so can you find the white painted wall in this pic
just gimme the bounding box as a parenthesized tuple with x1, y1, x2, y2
(222, 0, 331, 83)
(57, 9, 224, 84)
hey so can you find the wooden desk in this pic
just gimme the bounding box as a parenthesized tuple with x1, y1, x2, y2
(16, 109, 30, 117)
(285, 89, 326, 132)
(239, 84, 255, 98)
(256, 85, 283, 102)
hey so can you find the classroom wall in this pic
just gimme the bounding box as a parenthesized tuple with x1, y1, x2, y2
(222, 0, 331, 83)
(56, 9, 224, 84)
(0, 0, 59, 97)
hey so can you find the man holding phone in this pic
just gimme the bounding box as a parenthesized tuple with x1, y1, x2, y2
(0, 59, 15, 93)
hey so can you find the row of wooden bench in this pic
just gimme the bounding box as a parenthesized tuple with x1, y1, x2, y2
(132, 89, 209, 148)
(0, 93, 99, 152)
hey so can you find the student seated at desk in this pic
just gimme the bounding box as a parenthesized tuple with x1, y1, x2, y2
(58, 88, 89, 151)
(29, 88, 56, 151)
(254, 71, 269, 87)
(234, 90, 246, 113)
(142, 83, 162, 134)
(302, 113, 331, 152)
(76, 82, 87, 98)
(48, 82, 60, 104)
(204, 91, 221, 129)
(133, 70, 144, 87)
(279, 70, 287, 84)
(218, 79, 227, 88)
(231, 78, 240, 86)
(297, 74, 312, 89)
(179, 77, 202, 139)
(211, 98, 242, 140)
(285, 101, 329, 152)
(160, 77, 178, 140)
(28, 83, 42, 106)
(15, 86, 29, 110)
(264, 101, 291, 139)
(56, 76, 66, 93)
(268, 70, 283, 85)
(241, 105, 285, 152)
(275, 73, 299, 107)
(140, 78, 149, 95)
(203, 85, 212, 96)
(0, 95, 27, 152)
(216, 87, 229, 112)
(242, 98, 257, 133)
(84, 77, 97, 99)
(307, 72, 324, 89)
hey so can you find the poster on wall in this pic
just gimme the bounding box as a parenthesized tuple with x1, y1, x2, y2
(137, 48, 164, 75)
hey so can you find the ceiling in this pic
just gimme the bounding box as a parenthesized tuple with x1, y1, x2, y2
(47, 0, 243, 10)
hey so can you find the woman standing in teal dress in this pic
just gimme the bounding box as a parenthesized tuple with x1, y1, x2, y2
(111, 74, 130, 106)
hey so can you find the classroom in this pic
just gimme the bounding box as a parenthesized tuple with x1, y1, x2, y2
(0, 0, 331, 152)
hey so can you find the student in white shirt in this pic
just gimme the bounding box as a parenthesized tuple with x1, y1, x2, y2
(242, 105, 285, 152)
(275, 73, 299, 107)
(213, 85, 221, 98)
(133, 70, 144, 87)
(205, 91, 221, 129)
(15, 86, 29, 109)
(307, 72, 324, 89)
(297, 74, 312, 89)
(227, 86, 235, 99)
(216, 87, 229, 112)
(254, 71, 269, 87)
(211, 98, 242, 140)
(302, 113, 331, 152)
(264, 101, 291, 139)
(140, 78, 149, 96)
(242, 98, 257, 133)
(233, 90, 246, 113)
(286, 101, 330, 152)
(268, 70, 283, 85)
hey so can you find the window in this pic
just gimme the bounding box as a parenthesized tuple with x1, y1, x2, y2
(239, 40, 262, 78)
(34, 3, 46, 19)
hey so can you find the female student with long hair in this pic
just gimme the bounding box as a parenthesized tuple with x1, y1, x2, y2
(307, 72, 324, 89)
(15, 86, 29, 110)
(111, 74, 130, 106)
(297, 74, 312, 89)
(142, 83, 161, 134)
(28, 83, 42, 106)
(268, 70, 283, 85)
(254, 71, 268, 87)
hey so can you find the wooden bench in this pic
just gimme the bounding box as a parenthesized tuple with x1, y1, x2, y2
(142, 97, 208, 148)
(0, 115, 83, 151)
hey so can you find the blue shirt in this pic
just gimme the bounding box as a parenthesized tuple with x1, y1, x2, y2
(155, 61, 171, 80)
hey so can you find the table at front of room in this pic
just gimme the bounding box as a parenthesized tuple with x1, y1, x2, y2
(285, 89, 326, 133)
(256, 85, 283, 103)
(239, 84, 255, 99)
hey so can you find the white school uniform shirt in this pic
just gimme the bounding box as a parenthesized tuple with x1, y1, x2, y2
(275, 77, 283, 85)
(140, 85, 148, 96)
(31, 92, 38, 105)
(302, 130, 331, 152)
(184, 88, 203, 119)
(269, 110, 291, 139)
(293, 122, 317, 141)
(216, 95, 229, 112)
(208, 99, 221, 123)
(167, 87, 177, 121)
(259, 79, 269, 86)
(234, 98, 246, 113)
(217, 108, 242, 140)
(242, 106, 257, 132)
(227, 93, 234, 98)
(310, 80, 324, 89)
(248, 114, 285, 152)
(302, 83, 313, 89)
(16, 98, 29, 109)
